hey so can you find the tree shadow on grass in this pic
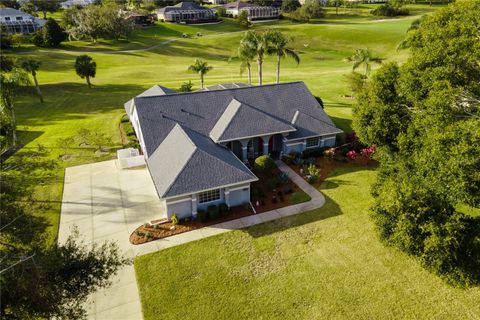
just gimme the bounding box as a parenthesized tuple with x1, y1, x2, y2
(16, 82, 149, 127)
(243, 194, 342, 238)
(153, 39, 232, 61)
(330, 115, 352, 132)
(17, 130, 44, 146)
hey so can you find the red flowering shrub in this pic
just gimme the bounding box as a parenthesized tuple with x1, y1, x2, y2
(346, 150, 357, 160)
(360, 144, 377, 159)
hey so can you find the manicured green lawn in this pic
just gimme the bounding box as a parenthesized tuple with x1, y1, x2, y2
(135, 166, 480, 319)
(6, 10, 430, 244)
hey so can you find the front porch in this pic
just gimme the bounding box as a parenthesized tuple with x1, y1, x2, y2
(225, 134, 284, 161)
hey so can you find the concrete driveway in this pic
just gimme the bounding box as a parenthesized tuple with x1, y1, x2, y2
(58, 160, 166, 319)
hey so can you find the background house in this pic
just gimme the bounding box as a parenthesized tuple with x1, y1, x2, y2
(157, 2, 216, 24)
(60, 0, 95, 9)
(124, 82, 342, 219)
(224, 1, 279, 20)
(0, 8, 45, 34)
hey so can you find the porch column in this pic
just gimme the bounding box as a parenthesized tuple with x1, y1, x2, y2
(302, 139, 307, 152)
(224, 188, 230, 207)
(191, 194, 198, 218)
(261, 135, 271, 156)
(239, 138, 250, 161)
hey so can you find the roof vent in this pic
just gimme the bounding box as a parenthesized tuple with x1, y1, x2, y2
(291, 110, 300, 125)
(180, 108, 191, 115)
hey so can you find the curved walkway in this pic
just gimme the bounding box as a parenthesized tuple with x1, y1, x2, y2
(133, 160, 325, 254)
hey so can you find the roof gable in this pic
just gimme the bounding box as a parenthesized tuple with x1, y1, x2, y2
(210, 98, 295, 142)
(138, 84, 175, 97)
(147, 124, 256, 198)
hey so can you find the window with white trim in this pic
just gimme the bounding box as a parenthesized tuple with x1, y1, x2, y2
(306, 137, 319, 148)
(198, 189, 221, 204)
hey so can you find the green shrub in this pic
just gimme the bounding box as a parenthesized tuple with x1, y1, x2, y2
(11, 34, 31, 46)
(278, 172, 289, 184)
(197, 209, 208, 223)
(219, 203, 229, 215)
(120, 114, 130, 123)
(307, 163, 320, 176)
(266, 177, 279, 189)
(0, 33, 13, 49)
(371, 3, 409, 17)
(254, 155, 275, 174)
(32, 18, 66, 47)
(208, 205, 220, 220)
(171, 213, 178, 225)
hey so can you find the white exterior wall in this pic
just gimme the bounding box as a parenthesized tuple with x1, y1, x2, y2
(229, 186, 250, 207)
(130, 107, 148, 157)
(163, 182, 252, 219)
(283, 134, 337, 154)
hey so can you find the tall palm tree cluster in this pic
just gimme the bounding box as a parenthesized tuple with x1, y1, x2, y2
(187, 30, 300, 89)
(237, 30, 300, 85)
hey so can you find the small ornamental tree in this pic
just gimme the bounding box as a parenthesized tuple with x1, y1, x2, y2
(33, 18, 66, 48)
(281, 0, 301, 13)
(254, 155, 275, 174)
(74, 55, 96, 88)
(237, 10, 251, 28)
(346, 150, 357, 160)
(188, 59, 212, 89)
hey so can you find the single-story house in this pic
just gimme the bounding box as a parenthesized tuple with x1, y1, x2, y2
(224, 1, 279, 21)
(299, 0, 327, 5)
(60, 0, 95, 9)
(124, 82, 342, 219)
(205, 0, 228, 4)
(157, 2, 216, 24)
(0, 8, 45, 34)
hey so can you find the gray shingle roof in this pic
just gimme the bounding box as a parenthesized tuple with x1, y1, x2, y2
(158, 1, 213, 14)
(124, 84, 175, 115)
(132, 81, 342, 156)
(210, 98, 296, 142)
(147, 124, 257, 198)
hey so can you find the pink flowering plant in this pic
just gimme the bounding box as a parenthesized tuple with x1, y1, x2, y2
(346, 150, 357, 160)
(360, 145, 377, 159)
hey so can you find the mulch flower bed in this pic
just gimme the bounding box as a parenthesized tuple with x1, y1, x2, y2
(130, 175, 309, 245)
(130, 205, 255, 245)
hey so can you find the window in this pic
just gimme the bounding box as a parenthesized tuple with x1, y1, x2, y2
(16, 17, 23, 21)
(306, 137, 319, 148)
(198, 189, 220, 204)
(5, 17, 10, 21)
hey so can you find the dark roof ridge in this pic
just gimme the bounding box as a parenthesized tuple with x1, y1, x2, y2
(133, 81, 306, 101)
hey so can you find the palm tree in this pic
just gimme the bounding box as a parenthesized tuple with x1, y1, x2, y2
(230, 44, 256, 85)
(240, 30, 273, 86)
(346, 48, 383, 77)
(74, 55, 96, 88)
(267, 31, 300, 84)
(1, 68, 31, 146)
(188, 59, 213, 89)
(21, 59, 43, 103)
